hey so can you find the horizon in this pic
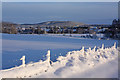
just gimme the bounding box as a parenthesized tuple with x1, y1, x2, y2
(2, 20, 113, 25)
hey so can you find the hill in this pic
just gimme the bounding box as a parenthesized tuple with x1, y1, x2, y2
(21, 21, 85, 27)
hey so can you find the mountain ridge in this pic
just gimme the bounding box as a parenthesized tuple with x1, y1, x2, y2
(21, 21, 85, 27)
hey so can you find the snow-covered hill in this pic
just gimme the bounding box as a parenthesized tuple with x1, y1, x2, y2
(1, 43, 118, 78)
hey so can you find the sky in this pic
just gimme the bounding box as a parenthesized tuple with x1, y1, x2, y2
(2, 2, 118, 24)
(2, 0, 120, 2)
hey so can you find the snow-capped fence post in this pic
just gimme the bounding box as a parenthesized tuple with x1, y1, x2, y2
(46, 50, 51, 66)
(89, 47, 91, 51)
(47, 50, 50, 61)
(101, 44, 104, 50)
(93, 46, 96, 52)
(113, 42, 116, 49)
(20, 56, 26, 67)
(81, 46, 85, 53)
(81, 46, 86, 57)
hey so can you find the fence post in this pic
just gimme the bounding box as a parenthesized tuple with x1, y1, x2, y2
(20, 56, 26, 67)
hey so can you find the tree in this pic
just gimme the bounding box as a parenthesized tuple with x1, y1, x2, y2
(10, 24, 17, 34)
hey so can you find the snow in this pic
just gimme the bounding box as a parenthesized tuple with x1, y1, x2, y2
(20, 56, 26, 67)
(67, 58, 118, 78)
(47, 33, 105, 38)
(2, 33, 118, 69)
(1, 43, 119, 78)
(1, 33, 119, 78)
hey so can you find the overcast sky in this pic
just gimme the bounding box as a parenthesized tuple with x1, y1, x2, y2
(2, 0, 120, 2)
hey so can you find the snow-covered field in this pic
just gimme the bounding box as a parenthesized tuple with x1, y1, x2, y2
(1, 43, 119, 78)
(47, 33, 105, 39)
(1, 33, 119, 78)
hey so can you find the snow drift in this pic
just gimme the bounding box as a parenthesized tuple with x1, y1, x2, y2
(1, 43, 118, 78)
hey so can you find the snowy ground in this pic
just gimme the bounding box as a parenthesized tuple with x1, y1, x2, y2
(1, 43, 119, 78)
(1, 34, 119, 78)
(3, 34, 92, 69)
(47, 33, 105, 39)
(2, 34, 117, 69)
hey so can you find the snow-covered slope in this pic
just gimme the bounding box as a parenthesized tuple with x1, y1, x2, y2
(2, 34, 117, 69)
(1, 43, 118, 78)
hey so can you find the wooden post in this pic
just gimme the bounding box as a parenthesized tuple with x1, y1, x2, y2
(20, 56, 26, 67)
